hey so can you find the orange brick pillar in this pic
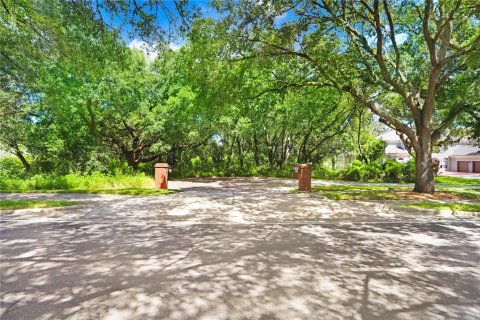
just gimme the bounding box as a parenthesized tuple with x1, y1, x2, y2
(154, 163, 169, 189)
(298, 164, 312, 191)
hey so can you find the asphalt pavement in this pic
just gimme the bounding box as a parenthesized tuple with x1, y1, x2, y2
(1, 178, 479, 319)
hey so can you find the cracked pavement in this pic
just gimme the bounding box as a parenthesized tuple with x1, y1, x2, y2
(1, 177, 479, 319)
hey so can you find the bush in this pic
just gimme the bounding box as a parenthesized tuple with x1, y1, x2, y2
(403, 160, 416, 183)
(312, 167, 343, 180)
(0, 156, 29, 179)
(327, 159, 417, 183)
(344, 160, 383, 181)
(383, 160, 405, 183)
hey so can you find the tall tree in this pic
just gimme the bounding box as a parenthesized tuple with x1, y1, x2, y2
(215, 0, 480, 193)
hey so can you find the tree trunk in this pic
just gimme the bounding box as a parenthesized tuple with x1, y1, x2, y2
(413, 134, 435, 193)
(123, 150, 138, 170)
(10, 143, 31, 172)
(14, 150, 31, 172)
(253, 134, 260, 166)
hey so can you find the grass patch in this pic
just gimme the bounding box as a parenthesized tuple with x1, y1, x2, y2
(308, 184, 479, 201)
(0, 173, 155, 192)
(441, 190, 480, 200)
(0, 200, 80, 210)
(312, 185, 410, 192)
(401, 202, 480, 212)
(0, 173, 176, 196)
(0, 188, 176, 196)
(322, 191, 403, 200)
(436, 176, 480, 186)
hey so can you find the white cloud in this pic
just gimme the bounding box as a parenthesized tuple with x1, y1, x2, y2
(127, 39, 158, 61)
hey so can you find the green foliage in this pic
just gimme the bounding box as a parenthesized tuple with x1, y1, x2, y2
(0, 156, 28, 179)
(2, 0, 477, 190)
(311, 167, 343, 180)
(0, 172, 155, 192)
(312, 159, 416, 183)
(215, 0, 480, 193)
(344, 160, 382, 182)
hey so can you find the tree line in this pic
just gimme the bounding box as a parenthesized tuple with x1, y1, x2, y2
(1, 0, 479, 193)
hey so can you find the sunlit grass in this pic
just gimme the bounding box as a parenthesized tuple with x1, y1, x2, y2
(0, 173, 155, 192)
(321, 191, 403, 200)
(443, 190, 480, 200)
(304, 183, 480, 201)
(401, 202, 480, 212)
(311, 185, 410, 192)
(0, 173, 176, 196)
(435, 176, 480, 186)
(0, 188, 176, 196)
(0, 200, 80, 210)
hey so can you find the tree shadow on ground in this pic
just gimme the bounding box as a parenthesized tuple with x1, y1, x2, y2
(1, 219, 479, 320)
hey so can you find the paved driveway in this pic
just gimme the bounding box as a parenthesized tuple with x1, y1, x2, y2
(1, 178, 479, 319)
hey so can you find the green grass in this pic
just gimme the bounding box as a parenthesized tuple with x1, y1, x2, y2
(0, 199, 80, 210)
(442, 190, 480, 200)
(0, 173, 155, 192)
(400, 202, 480, 212)
(435, 176, 480, 186)
(0, 188, 176, 196)
(307, 183, 480, 201)
(0, 173, 176, 196)
(311, 185, 410, 192)
(321, 191, 403, 200)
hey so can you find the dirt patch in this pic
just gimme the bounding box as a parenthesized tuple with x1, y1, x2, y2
(395, 191, 464, 200)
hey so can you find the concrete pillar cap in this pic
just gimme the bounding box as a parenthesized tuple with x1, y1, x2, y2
(298, 163, 312, 168)
(154, 163, 170, 168)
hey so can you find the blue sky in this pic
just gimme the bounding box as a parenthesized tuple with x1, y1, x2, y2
(95, 0, 214, 45)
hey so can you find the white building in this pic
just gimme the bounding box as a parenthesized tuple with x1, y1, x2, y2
(442, 143, 480, 173)
(380, 131, 410, 162)
(380, 131, 480, 173)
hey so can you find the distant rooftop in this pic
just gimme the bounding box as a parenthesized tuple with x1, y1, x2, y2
(380, 131, 402, 142)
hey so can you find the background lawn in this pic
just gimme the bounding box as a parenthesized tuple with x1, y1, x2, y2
(435, 176, 480, 186)
(401, 202, 480, 212)
(309, 184, 480, 201)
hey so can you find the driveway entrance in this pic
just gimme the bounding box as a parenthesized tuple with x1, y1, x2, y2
(1, 178, 479, 319)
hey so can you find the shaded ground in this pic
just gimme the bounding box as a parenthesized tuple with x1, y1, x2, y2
(1, 177, 479, 319)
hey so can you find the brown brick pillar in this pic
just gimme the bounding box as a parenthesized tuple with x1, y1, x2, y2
(154, 163, 169, 189)
(298, 164, 312, 191)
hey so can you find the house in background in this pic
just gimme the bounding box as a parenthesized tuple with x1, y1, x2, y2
(380, 131, 480, 173)
(380, 131, 410, 162)
(441, 142, 480, 173)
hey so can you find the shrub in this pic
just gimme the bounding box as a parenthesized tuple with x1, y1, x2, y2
(0, 156, 29, 179)
(344, 160, 366, 181)
(0, 172, 154, 192)
(383, 160, 405, 183)
(403, 160, 416, 183)
(337, 159, 416, 183)
(312, 167, 343, 180)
